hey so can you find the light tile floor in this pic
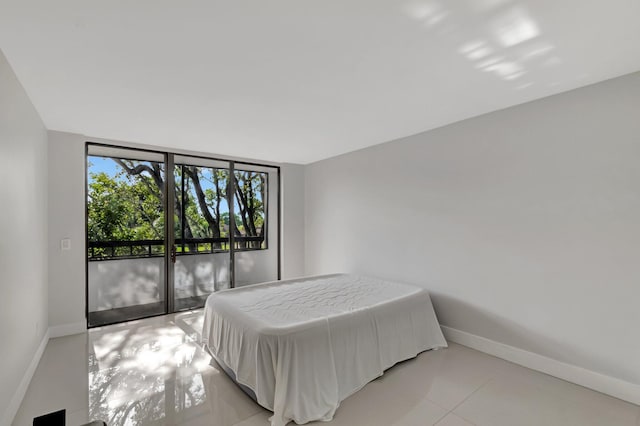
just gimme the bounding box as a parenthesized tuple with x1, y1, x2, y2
(13, 311, 640, 426)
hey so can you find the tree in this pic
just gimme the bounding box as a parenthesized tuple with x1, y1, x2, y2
(233, 171, 266, 248)
(87, 161, 165, 257)
(88, 157, 267, 254)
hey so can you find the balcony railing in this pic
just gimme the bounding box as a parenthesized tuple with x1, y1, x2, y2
(88, 236, 265, 260)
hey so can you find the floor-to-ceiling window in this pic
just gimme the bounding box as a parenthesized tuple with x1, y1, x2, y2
(86, 143, 280, 327)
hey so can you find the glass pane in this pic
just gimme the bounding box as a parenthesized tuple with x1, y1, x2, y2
(233, 170, 267, 250)
(233, 165, 278, 287)
(174, 160, 231, 311)
(86, 152, 166, 327)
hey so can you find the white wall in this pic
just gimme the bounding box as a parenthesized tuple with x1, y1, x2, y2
(0, 50, 49, 425)
(305, 72, 640, 389)
(281, 164, 305, 279)
(47, 131, 306, 329)
(47, 131, 86, 330)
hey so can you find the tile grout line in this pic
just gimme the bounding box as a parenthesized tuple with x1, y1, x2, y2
(436, 378, 494, 425)
(429, 406, 450, 426)
(433, 413, 475, 426)
(453, 378, 493, 411)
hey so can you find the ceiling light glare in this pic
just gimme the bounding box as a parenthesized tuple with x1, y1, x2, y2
(520, 43, 554, 61)
(516, 82, 534, 90)
(475, 56, 504, 70)
(404, 1, 447, 26)
(493, 8, 540, 47)
(468, 46, 493, 60)
(483, 61, 524, 80)
(404, 2, 439, 20)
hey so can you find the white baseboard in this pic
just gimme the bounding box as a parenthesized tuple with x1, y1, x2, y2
(441, 326, 640, 406)
(49, 321, 86, 338)
(2, 329, 50, 426)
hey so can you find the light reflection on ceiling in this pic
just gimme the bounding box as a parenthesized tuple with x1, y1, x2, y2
(492, 7, 540, 47)
(0, 0, 638, 163)
(404, 0, 564, 89)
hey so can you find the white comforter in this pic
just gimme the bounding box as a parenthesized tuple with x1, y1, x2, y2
(202, 274, 447, 426)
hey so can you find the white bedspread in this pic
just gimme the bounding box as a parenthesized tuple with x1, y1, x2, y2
(202, 274, 447, 426)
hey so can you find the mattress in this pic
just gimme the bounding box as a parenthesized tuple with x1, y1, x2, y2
(201, 274, 447, 426)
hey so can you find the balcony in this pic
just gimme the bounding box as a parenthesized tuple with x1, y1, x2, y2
(87, 236, 274, 327)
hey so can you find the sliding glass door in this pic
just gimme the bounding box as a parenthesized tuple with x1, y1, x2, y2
(172, 156, 232, 311)
(86, 144, 280, 327)
(86, 145, 167, 327)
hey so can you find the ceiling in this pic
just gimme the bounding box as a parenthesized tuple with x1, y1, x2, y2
(1, 0, 639, 164)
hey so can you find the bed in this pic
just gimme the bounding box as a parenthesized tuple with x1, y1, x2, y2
(201, 274, 447, 426)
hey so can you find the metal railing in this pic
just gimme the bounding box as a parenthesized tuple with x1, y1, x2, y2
(88, 236, 265, 260)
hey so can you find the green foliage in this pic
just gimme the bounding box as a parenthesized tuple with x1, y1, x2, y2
(87, 161, 164, 243)
(234, 171, 266, 236)
(88, 158, 268, 253)
(220, 212, 243, 228)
